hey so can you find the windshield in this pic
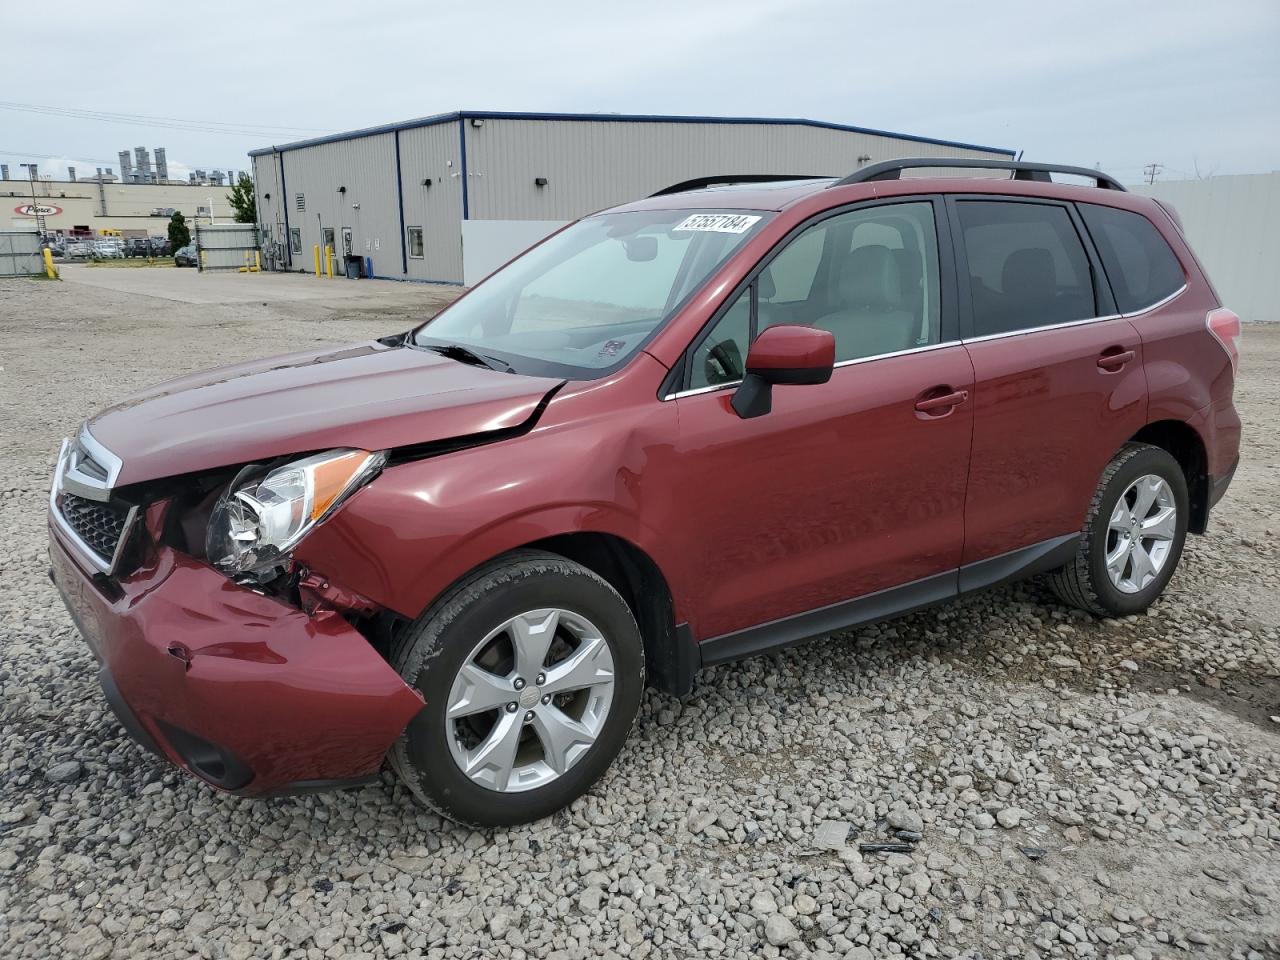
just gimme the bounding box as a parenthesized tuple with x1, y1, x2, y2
(413, 208, 771, 377)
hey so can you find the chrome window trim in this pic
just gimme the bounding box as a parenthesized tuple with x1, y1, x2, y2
(960, 283, 1187, 346)
(962, 313, 1122, 345)
(662, 339, 958, 400)
(50, 438, 137, 576)
(832, 339, 957, 370)
(1121, 282, 1188, 318)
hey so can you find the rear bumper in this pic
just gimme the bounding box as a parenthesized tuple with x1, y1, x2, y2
(49, 521, 423, 796)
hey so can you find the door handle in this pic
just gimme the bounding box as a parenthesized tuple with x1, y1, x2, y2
(914, 389, 969, 413)
(1097, 349, 1136, 370)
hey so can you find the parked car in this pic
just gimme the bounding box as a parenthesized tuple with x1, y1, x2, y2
(92, 238, 123, 259)
(62, 240, 92, 260)
(125, 237, 171, 257)
(48, 159, 1240, 826)
(173, 244, 198, 267)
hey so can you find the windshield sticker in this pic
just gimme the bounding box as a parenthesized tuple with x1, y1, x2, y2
(672, 213, 762, 234)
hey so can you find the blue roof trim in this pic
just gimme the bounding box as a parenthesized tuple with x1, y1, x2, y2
(248, 110, 1015, 158)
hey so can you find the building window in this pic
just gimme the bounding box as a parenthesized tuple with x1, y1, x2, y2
(289, 227, 301, 255)
(295, 193, 305, 212)
(407, 226, 424, 259)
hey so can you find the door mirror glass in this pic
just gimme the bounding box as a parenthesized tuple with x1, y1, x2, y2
(732, 324, 834, 419)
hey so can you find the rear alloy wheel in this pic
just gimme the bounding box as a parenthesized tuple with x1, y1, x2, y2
(1048, 443, 1189, 617)
(1103, 474, 1178, 594)
(389, 551, 643, 826)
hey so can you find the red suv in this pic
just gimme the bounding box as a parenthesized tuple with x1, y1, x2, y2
(49, 159, 1241, 826)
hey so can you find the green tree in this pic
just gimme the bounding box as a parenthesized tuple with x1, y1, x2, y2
(227, 172, 257, 224)
(168, 211, 191, 251)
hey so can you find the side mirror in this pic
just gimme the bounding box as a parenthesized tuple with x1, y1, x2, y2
(731, 325, 835, 419)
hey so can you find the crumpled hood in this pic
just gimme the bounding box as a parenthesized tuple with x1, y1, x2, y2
(89, 341, 563, 486)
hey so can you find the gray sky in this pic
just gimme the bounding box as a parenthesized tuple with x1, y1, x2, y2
(4, 0, 1278, 185)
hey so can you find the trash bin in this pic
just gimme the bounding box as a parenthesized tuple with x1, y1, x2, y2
(344, 255, 362, 279)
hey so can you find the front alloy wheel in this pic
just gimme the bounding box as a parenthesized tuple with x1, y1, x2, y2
(389, 551, 643, 826)
(446, 609, 616, 793)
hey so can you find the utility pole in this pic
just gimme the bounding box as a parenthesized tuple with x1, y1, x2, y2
(1143, 163, 1163, 185)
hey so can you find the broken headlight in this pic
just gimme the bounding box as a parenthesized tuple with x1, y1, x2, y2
(206, 449, 386, 578)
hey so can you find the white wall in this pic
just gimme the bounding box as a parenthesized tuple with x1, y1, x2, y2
(461, 219, 567, 286)
(1132, 173, 1280, 324)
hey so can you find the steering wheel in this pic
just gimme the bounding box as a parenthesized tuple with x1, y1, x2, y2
(706, 340, 744, 384)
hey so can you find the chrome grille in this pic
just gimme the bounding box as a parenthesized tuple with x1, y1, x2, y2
(51, 429, 135, 574)
(59, 494, 130, 562)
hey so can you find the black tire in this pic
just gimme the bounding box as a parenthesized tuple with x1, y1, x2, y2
(1048, 443, 1189, 617)
(388, 550, 644, 827)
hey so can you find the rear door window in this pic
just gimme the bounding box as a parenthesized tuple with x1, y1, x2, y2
(1078, 203, 1185, 313)
(956, 201, 1097, 336)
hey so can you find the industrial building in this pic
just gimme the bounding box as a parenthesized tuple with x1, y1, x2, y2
(3, 169, 236, 236)
(249, 110, 1014, 286)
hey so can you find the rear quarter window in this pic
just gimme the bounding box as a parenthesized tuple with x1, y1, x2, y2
(1078, 203, 1185, 313)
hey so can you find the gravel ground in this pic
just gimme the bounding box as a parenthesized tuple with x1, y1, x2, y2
(1, 273, 1277, 960)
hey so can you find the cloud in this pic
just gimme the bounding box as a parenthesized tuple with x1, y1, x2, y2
(1, 0, 1276, 180)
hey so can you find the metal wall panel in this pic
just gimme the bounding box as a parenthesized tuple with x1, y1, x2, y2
(252, 153, 287, 270)
(397, 121, 465, 283)
(1132, 173, 1280, 325)
(254, 115, 1009, 284)
(463, 118, 1011, 221)
(277, 133, 401, 278)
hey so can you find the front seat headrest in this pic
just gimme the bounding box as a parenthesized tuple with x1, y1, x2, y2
(838, 245, 902, 311)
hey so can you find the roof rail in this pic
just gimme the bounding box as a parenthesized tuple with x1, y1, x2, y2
(650, 174, 826, 197)
(831, 158, 1127, 192)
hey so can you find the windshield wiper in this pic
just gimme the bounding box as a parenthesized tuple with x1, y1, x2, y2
(421, 342, 513, 373)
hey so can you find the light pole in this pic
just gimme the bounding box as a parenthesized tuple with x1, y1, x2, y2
(206, 196, 215, 226)
(19, 163, 45, 236)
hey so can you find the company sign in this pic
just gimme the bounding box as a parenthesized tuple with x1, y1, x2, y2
(14, 203, 63, 217)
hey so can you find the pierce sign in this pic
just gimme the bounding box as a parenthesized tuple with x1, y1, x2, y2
(15, 203, 62, 217)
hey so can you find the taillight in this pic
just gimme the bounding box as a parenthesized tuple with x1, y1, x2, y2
(1206, 308, 1241, 373)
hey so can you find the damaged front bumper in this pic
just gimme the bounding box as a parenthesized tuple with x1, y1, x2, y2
(49, 520, 424, 796)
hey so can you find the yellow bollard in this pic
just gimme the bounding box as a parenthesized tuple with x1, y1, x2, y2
(254, 249, 262, 272)
(313, 245, 321, 278)
(324, 245, 334, 279)
(43, 247, 58, 279)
